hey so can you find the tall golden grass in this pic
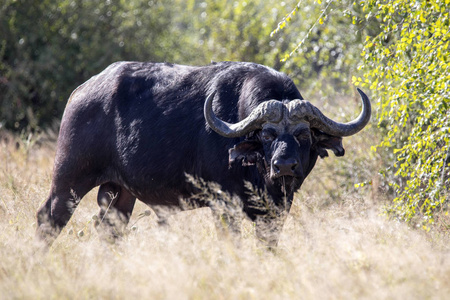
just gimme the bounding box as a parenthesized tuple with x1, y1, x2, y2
(0, 126, 449, 299)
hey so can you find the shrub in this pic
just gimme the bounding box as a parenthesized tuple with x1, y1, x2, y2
(355, 0, 450, 227)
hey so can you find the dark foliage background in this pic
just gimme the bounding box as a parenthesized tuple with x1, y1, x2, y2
(0, 0, 368, 131)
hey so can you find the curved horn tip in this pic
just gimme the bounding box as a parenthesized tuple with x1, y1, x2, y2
(304, 86, 371, 137)
(204, 91, 217, 108)
(356, 87, 368, 98)
(355, 87, 371, 114)
(203, 90, 248, 138)
(204, 91, 217, 119)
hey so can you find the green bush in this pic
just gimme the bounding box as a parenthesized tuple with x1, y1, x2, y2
(355, 0, 450, 227)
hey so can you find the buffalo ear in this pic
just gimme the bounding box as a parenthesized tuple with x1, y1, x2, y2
(229, 140, 262, 166)
(311, 129, 345, 158)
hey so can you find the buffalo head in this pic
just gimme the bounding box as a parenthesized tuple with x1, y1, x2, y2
(204, 88, 371, 196)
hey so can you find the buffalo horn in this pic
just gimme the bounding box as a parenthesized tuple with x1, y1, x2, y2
(204, 92, 284, 138)
(287, 88, 371, 137)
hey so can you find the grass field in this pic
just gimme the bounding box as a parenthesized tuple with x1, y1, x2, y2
(1, 128, 449, 299)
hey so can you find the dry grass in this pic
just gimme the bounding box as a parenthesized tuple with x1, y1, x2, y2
(0, 130, 449, 300)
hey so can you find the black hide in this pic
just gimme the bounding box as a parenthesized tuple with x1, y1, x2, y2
(36, 61, 347, 246)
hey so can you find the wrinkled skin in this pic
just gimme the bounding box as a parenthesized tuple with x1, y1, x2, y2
(36, 61, 368, 248)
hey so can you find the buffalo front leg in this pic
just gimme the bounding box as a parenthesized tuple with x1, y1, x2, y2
(95, 182, 136, 241)
(36, 180, 94, 247)
(254, 213, 287, 249)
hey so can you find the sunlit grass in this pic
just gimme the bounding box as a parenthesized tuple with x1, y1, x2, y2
(0, 130, 449, 299)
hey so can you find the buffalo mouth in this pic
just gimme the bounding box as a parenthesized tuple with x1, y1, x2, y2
(271, 174, 303, 196)
(262, 159, 304, 195)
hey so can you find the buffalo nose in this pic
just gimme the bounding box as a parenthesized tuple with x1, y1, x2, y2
(273, 158, 298, 176)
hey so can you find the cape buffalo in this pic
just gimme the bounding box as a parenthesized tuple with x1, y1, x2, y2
(36, 61, 371, 247)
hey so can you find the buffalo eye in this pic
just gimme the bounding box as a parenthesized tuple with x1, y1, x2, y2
(294, 128, 311, 143)
(260, 129, 276, 142)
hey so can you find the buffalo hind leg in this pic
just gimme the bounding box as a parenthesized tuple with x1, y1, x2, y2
(36, 178, 95, 247)
(95, 182, 136, 241)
